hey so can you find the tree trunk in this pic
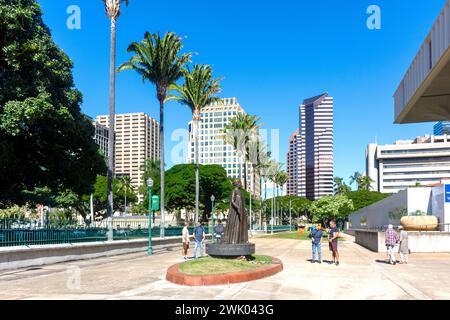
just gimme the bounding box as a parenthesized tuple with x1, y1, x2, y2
(194, 115, 200, 223)
(244, 160, 248, 191)
(107, 16, 116, 241)
(159, 99, 165, 238)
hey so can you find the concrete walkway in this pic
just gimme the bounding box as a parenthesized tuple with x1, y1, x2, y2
(0, 234, 449, 300)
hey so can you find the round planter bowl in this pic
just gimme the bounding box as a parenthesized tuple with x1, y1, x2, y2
(400, 215, 438, 231)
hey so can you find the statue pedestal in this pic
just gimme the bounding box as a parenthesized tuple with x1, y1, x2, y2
(206, 243, 255, 257)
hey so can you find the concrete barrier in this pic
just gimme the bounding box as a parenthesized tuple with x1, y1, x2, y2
(352, 229, 450, 253)
(0, 235, 211, 271)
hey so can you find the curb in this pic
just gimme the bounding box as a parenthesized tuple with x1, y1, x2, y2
(166, 257, 283, 286)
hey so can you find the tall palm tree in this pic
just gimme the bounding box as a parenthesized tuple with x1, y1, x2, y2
(118, 32, 191, 237)
(102, 0, 129, 239)
(167, 64, 222, 223)
(334, 177, 351, 195)
(224, 114, 261, 191)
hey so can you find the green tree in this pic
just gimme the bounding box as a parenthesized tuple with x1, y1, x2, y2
(334, 177, 351, 195)
(118, 32, 191, 237)
(101, 0, 129, 220)
(223, 113, 261, 191)
(349, 172, 362, 189)
(342, 190, 390, 215)
(116, 175, 133, 214)
(310, 195, 354, 224)
(0, 0, 107, 207)
(92, 175, 137, 218)
(167, 64, 222, 223)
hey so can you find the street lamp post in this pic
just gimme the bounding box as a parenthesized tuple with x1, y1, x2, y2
(210, 195, 215, 243)
(147, 178, 154, 256)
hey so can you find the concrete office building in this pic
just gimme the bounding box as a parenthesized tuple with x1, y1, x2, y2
(286, 129, 301, 195)
(93, 121, 110, 160)
(96, 113, 160, 202)
(366, 135, 450, 194)
(187, 98, 260, 197)
(434, 122, 450, 135)
(299, 93, 334, 200)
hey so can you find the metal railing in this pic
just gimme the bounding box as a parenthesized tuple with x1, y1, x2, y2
(0, 218, 210, 247)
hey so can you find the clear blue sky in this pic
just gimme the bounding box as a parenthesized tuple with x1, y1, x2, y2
(38, 0, 446, 187)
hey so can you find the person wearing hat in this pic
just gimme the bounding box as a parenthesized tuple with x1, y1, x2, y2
(398, 226, 409, 264)
(385, 224, 400, 265)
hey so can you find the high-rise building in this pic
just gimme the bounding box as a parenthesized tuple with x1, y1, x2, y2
(96, 113, 160, 202)
(366, 135, 450, 193)
(286, 129, 301, 196)
(434, 122, 450, 136)
(93, 121, 110, 160)
(187, 98, 260, 197)
(298, 93, 334, 200)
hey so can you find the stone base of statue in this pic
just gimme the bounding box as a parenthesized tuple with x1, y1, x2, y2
(206, 243, 255, 257)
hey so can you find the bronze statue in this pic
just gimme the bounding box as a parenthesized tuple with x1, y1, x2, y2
(223, 180, 248, 244)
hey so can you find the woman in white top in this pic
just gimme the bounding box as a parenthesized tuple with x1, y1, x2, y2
(398, 226, 409, 264)
(182, 223, 190, 260)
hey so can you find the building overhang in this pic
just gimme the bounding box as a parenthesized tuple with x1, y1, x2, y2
(395, 47, 450, 124)
(394, 0, 450, 124)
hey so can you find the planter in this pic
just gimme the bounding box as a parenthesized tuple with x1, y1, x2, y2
(400, 215, 438, 231)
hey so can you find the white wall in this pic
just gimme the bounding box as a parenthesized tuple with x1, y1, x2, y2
(349, 190, 408, 229)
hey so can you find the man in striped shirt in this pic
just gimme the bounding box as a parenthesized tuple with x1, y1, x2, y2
(385, 224, 400, 265)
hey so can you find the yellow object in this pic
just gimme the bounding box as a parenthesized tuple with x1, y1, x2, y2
(298, 228, 303, 236)
(400, 216, 438, 231)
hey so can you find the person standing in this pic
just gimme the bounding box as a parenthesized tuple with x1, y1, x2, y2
(182, 223, 190, 260)
(214, 220, 225, 243)
(385, 224, 400, 265)
(193, 222, 205, 259)
(311, 224, 323, 264)
(328, 221, 340, 266)
(398, 226, 409, 264)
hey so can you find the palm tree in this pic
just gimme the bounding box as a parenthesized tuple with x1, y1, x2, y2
(349, 171, 362, 189)
(334, 177, 351, 195)
(102, 0, 129, 238)
(358, 175, 374, 191)
(117, 175, 133, 214)
(167, 64, 222, 224)
(118, 32, 191, 237)
(224, 114, 261, 191)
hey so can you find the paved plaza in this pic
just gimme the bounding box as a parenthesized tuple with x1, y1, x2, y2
(1, 234, 450, 300)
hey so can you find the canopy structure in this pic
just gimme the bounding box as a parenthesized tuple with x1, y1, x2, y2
(394, 0, 450, 124)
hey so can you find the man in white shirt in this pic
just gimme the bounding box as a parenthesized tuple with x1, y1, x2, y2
(182, 223, 190, 260)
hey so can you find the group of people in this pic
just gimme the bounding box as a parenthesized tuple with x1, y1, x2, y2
(181, 220, 225, 260)
(385, 224, 409, 265)
(309, 220, 340, 266)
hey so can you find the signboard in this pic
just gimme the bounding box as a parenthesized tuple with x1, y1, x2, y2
(151, 195, 160, 211)
(445, 185, 450, 203)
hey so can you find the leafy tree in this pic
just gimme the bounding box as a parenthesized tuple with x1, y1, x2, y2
(342, 190, 389, 215)
(309, 195, 354, 224)
(92, 175, 137, 217)
(0, 0, 106, 207)
(118, 32, 192, 237)
(167, 64, 222, 223)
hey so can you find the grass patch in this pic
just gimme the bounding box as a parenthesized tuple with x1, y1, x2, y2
(179, 255, 273, 276)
